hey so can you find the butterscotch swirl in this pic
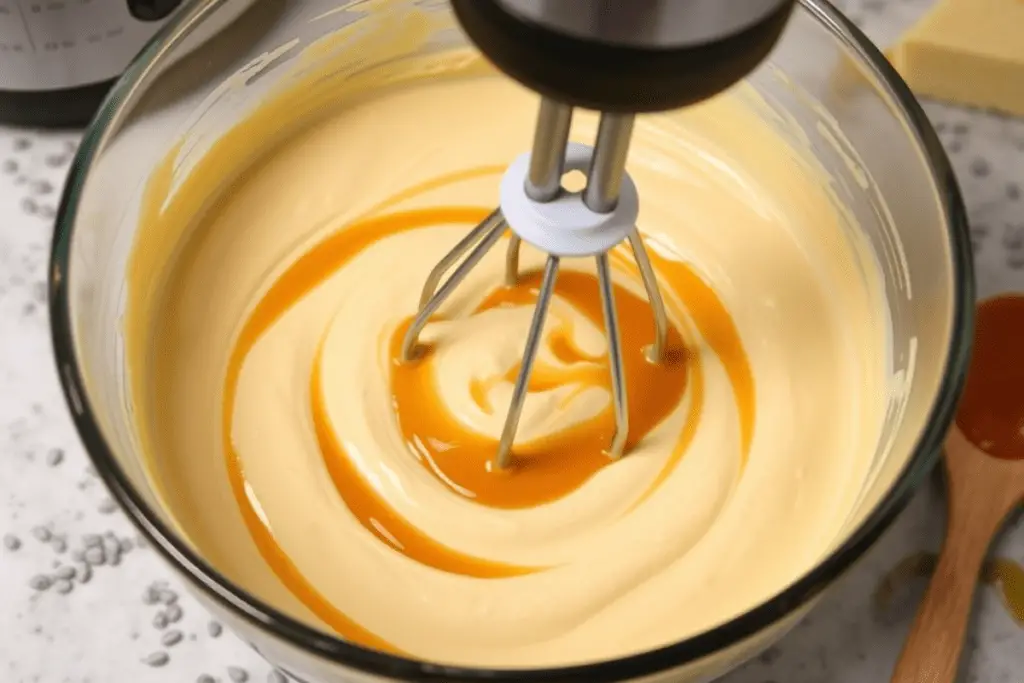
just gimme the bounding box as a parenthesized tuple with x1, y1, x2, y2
(130, 65, 886, 668)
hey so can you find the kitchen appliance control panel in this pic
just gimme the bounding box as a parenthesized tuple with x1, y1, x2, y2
(0, 0, 180, 91)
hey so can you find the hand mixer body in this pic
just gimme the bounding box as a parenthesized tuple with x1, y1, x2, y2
(402, 1, 797, 470)
(450, 0, 796, 112)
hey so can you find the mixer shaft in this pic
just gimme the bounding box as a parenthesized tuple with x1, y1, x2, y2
(525, 99, 573, 202)
(584, 113, 634, 214)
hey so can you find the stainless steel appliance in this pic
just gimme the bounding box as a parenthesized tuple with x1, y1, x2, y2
(0, 0, 182, 126)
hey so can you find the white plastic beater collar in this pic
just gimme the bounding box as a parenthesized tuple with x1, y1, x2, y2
(499, 141, 639, 257)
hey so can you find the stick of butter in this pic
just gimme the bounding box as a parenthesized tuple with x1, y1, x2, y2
(888, 0, 1024, 115)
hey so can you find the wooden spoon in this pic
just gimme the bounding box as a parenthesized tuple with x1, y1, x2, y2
(891, 295, 1024, 683)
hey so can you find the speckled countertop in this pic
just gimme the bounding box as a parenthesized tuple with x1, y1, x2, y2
(1, 2, 1022, 682)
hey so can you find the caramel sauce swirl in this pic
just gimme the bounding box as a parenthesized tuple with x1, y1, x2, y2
(221, 184, 754, 651)
(388, 268, 690, 510)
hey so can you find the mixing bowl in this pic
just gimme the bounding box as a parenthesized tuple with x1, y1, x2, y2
(48, 0, 973, 681)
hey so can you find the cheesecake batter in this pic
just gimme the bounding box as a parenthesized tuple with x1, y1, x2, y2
(126, 45, 888, 668)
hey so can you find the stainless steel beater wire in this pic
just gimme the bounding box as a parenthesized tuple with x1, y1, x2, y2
(584, 112, 670, 365)
(627, 229, 669, 363)
(494, 255, 561, 470)
(583, 113, 635, 214)
(505, 235, 521, 287)
(576, 112, 639, 458)
(596, 252, 629, 460)
(508, 99, 574, 286)
(401, 217, 507, 361)
(418, 209, 503, 309)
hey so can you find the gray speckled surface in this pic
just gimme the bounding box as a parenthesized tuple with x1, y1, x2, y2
(1, 1, 1022, 681)
(0, 137, 273, 682)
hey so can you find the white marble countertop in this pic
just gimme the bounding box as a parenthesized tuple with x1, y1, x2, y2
(1, 2, 1023, 682)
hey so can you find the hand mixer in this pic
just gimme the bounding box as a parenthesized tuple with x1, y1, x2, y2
(404, 0, 797, 470)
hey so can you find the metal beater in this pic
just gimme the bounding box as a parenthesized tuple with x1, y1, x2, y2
(404, 0, 798, 470)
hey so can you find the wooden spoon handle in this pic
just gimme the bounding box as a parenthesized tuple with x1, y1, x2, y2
(889, 530, 986, 682)
(890, 463, 1014, 683)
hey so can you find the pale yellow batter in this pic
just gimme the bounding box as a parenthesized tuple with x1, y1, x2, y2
(126, 43, 888, 668)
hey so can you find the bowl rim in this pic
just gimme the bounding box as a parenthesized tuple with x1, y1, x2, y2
(48, 0, 974, 680)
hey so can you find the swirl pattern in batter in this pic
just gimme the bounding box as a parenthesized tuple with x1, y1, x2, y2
(129, 60, 886, 668)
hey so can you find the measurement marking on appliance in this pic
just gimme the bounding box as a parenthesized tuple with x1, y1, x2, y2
(13, 1, 36, 52)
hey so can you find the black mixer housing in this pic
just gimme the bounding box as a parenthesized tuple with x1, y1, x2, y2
(451, 0, 797, 113)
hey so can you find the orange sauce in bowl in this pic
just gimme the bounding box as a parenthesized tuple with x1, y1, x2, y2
(217, 172, 755, 650)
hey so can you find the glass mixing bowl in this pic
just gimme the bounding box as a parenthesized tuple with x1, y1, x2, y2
(48, 1, 973, 681)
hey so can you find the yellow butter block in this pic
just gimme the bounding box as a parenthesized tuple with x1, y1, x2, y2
(889, 0, 1024, 115)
